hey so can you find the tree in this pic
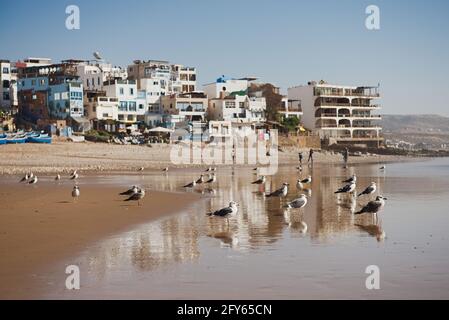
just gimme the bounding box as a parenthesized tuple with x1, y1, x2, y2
(282, 116, 300, 132)
(248, 83, 283, 121)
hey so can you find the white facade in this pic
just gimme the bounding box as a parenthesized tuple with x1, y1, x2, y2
(208, 95, 266, 124)
(0, 61, 11, 110)
(288, 81, 382, 146)
(279, 97, 303, 119)
(85, 96, 119, 121)
(76, 61, 127, 91)
(203, 77, 251, 99)
(103, 80, 146, 125)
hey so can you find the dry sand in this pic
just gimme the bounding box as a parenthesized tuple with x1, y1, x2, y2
(0, 183, 202, 299)
(0, 141, 412, 175)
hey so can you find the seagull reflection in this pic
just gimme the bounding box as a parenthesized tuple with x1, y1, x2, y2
(201, 188, 217, 196)
(283, 209, 308, 234)
(208, 231, 239, 248)
(338, 195, 357, 214)
(355, 222, 386, 242)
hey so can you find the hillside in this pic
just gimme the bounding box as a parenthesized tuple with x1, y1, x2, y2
(382, 114, 449, 134)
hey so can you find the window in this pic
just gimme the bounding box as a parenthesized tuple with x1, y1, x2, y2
(54, 93, 61, 100)
(39, 79, 45, 86)
(21, 81, 25, 87)
(119, 87, 124, 95)
(98, 77, 100, 86)
(127, 115, 134, 121)
(139, 104, 144, 110)
(3, 92, 9, 100)
(2, 67, 9, 74)
(119, 101, 127, 111)
(2, 80, 9, 88)
(31, 80, 36, 86)
(130, 88, 134, 95)
(118, 114, 124, 121)
(128, 101, 137, 111)
(87, 79, 90, 87)
(61, 92, 69, 100)
(102, 113, 109, 118)
(32, 94, 37, 100)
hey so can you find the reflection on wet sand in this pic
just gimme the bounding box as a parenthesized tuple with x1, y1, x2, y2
(78, 164, 394, 281)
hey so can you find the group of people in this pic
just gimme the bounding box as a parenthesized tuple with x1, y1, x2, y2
(298, 147, 349, 168)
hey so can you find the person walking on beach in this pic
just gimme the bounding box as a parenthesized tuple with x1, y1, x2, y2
(343, 147, 349, 168)
(298, 152, 303, 166)
(308, 149, 314, 167)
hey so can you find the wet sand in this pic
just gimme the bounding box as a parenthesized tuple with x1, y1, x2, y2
(0, 181, 202, 299)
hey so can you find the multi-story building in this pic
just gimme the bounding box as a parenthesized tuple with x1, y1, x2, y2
(84, 90, 120, 132)
(74, 60, 127, 91)
(0, 60, 12, 111)
(160, 92, 208, 128)
(171, 64, 197, 93)
(279, 97, 303, 119)
(103, 79, 146, 131)
(17, 62, 84, 122)
(288, 81, 382, 147)
(208, 94, 266, 124)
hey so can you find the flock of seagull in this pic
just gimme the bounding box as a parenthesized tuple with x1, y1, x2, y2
(18, 163, 388, 224)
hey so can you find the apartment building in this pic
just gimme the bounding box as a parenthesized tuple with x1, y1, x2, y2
(17, 62, 84, 121)
(0, 60, 12, 110)
(160, 92, 208, 128)
(203, 76, 257, 99)
(288, 80, 382, 147)
(208, 94, 266, 123)
(75, 60, 127, 91)
(279, 97, 303, 119)
(103, 79, 146, 130)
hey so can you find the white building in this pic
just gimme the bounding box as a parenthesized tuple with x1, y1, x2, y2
(279, 97, 303, 119)
(0, 60, 12, 110)
(75, 60, 127, 91)
(160, 92, 208, 129)
(208, 94, 266, 124)
(103, 79, 146, 130)
(288, 81, 382, 147)
(203, 76, 256, 99)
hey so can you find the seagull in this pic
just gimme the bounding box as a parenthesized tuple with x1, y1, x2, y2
(355, 196, 387, 216)
(183, 181, 196, 188)
(296, 166, 303, 172)
(300, 175, 312, 184)
(20, 173, 29, 183)
(207, 201, 239, 223)
(212, 167, 217, 172)
(55, 174, 61, 181)
(70, 170, 77, 177)
(343, 174, 357, 184)
(28, 176, 38, 184)
(205, 167, 213, 172)
(358, 182, 377, 197)
(162, 167, 169, 172)
(124, 188, 146, 206)
(196, 174, 205, 184)
(266, 183, 289, 198)
(285, 194, 308, 209)
(70, 173, 79, 180)
(252, 176, 266, 185)
(29, 172, 34, 179)
(72, 186, 80, 202)
(205, 174, 216, 184)
(380, 165, 386, 170)
(120, 185, 139, 196)
(335, 181, 356, 194)
(296, 179, 304, 190)
(138, 167, 145, 172)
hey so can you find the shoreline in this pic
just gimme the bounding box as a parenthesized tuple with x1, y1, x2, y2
(0, 183, 203, 299)
(0, 141, 430, 175)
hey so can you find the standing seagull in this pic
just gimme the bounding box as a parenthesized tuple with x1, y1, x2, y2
(343, 174, 357, 184)
(296, 179, 304, 190)
(72, 186, 80, 202)
(196, 174, 205, 184)
(266, 183, 289, 198)
(285, 194, 308, 209)
(300, 175, 312, 184)
(183, 180, 196, 188)
(205, 174, 216, 184)
(55, 174, 61, 181)
(380, 165, 386, 170)
(138, 167, 145, 172)
(358, 182, 377, 197)
(124, 188, 146, 206)
(205, 167, 213, 172)
(207, 201, 239, 224)
(252, 176, 266, 185)
(28, 176, 38, 185)
(355, 196, 387, 217)
(162, 167, 169, 172)
(335, 181, 356, 194)
(20, 173, 29, 183)
(70, 173, 79, 180)
(120, 185, 139, 196)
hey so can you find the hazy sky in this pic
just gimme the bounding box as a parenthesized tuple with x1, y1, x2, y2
(1, 0, 448, 116)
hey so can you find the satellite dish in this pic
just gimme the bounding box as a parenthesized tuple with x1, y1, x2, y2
(93, 52, 103, 60)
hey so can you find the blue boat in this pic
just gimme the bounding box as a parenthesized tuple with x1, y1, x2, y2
(6, 135, 27, 144)
(0, 137, 6, 145)
(27, 134, 52, 144)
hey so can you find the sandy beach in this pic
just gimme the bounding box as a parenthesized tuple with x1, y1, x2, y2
(0, 181, 202, 299)
(0, 141, 413, 175)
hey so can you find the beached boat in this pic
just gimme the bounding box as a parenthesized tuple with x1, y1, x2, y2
(6, 135, 27, 144)
(27, 134, 52, 144)
(0, 137, 6, 145)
